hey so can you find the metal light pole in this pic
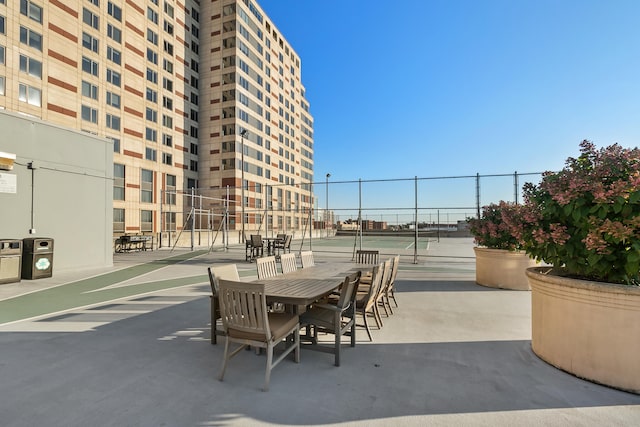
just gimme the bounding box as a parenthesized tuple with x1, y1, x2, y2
(325, 173, 330, 238)
(240, 129, 247, 243)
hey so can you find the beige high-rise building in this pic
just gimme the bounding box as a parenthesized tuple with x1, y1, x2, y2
(0, 0, 314, 243)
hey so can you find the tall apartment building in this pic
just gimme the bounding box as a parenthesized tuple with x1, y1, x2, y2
(0, 0, 314, 242)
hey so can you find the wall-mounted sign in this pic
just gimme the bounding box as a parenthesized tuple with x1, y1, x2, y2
(0, 151, 16, 170)
(0, 173, 17, 194)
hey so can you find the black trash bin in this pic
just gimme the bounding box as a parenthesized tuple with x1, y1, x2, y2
(22, 237, 54, 280)
(0, 239, 22, 284)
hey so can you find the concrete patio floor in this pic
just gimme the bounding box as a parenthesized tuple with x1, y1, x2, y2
(0, 238, 639, 426)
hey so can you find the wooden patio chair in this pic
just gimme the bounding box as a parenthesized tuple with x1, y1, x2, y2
(246, 235, 264, 262)
(256, 256, 279, 279)
(355, 263, 384, 341)
(374, 259, 393, 324)
(384, 255, 400, 312)
(300, 271, 361, 366)
(207, 264, 240, 344)
(355, 249, 379, 285)
(217, 279, 300, 391)
(273, 234, 292, 258)
(279, 252, 298, 274)
(300, 251, 315, 268)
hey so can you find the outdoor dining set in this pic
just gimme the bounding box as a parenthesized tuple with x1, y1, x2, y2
(207, 249, 400, 391)
(245, 234, 292, 262)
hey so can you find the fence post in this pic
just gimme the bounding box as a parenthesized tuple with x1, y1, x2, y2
(476, 173, 481, 219)
(190, 187, 195, 251)
(358, 179, 362, 251)
(159, 189, 164, 249)
(414, 176, 418, 264)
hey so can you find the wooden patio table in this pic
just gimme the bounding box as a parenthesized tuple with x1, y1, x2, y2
(253, 262, 371, 306)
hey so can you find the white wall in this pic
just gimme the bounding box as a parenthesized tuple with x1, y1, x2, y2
(0, 111, 113, 273)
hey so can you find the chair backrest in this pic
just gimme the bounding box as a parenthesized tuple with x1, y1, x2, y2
(276, 233, 286, 240)
(280, 253, 297, 274)
(300, 251, 314, 268)
(250, 234, 263, 247)
(218, 279, 270, 341)
(356, 249, 379, 264)
(363, 263, 384, 311)
(388, 255, 400, 289)
(377, 259, 393, 300)
(335, 271, 362, 310)
(208, 264, 240, 295)
(283, 235, 292, 248)
(256, 256, 279, 279)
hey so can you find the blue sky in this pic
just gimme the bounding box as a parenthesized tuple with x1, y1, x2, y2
(257, 0, 640, 218)
(259, 0, 640, 180)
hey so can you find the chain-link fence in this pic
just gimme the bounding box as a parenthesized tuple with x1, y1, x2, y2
(158, 171, 543, 258)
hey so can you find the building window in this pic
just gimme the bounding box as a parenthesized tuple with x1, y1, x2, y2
(162, 133, 172, 147)
(163, 41, 173, 55)
(162, 152, 172, 165)
(82, 8, 99, 29)
(0, 45, 4, 64)
(106, 91, 120, 108)
(147, 68, 158, 84)
(145, 127, 157, 142)
(0, 16, 4, 35)
(190, 160, 198, 171)
(146, 108, 157, 123)
(81, 105, 98, 123)
(114, 163, 125, 200)
(107, 69, 121, 87)
(21, 0, 43, 24)
(141, 169, 154, 203)
(164, 1, 174, 18)
(82, 57, 99, 76)
(82, 32, 99, 53)
(18, 83, 41, 106)
(145, 147, 157, 161)
(165, 174, 176, 205)
(190, 92, 198, 105)
(81, 81, 98, 99)
(141, 210, 153, 232)
(147, 7, 158, 25)
(190, 126, 198, 138)
(147, 48, 158, 65)
(19, 55, 42, 79)
(190, 143, 198, 155)
(107, 1, 122, 21)
(162, 96, 173, 110)
(110, 137, 120, 153)
(113, 208, 125, 233)
(107, 46, 121, 65)
(19, 26, 42, 51)
(162, 115, 172, 129)
(107, 24, 121, 43)
(162, 59, 173, 73)
(147, 29, 158, 45)
(0, 76, 5, 96)
(106, 114, 120, 130)
(163, 20, 173, 35)
(146, 88, 157, 103)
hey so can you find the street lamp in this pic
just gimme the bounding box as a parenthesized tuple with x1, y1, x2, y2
(240, 129, 248, 243)
(326, 173, 331, 238)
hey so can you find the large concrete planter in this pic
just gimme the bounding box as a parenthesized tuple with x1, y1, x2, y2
(527, 267, 640, 394)
(474, 247, 536, 290)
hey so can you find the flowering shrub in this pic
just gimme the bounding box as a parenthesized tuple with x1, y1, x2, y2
(522, 140, 640, 285)
(468, 201, 528, 251)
